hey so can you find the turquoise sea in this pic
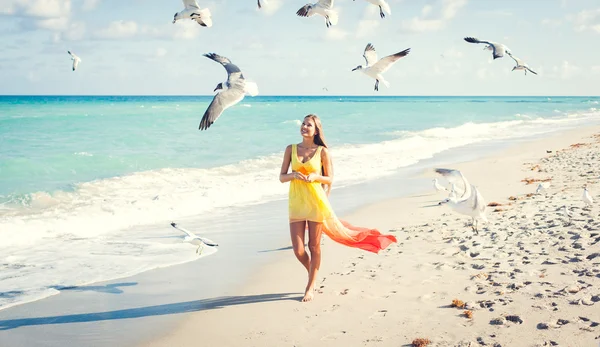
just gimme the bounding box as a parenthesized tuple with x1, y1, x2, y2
(1, 95, 599, 310)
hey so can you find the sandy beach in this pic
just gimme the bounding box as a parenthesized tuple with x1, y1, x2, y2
(145, 126, 600, 347)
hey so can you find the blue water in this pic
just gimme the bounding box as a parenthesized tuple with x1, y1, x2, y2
(0, 95, 599, 310)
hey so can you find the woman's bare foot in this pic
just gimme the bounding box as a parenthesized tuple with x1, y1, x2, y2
(302, 287, 315, 302)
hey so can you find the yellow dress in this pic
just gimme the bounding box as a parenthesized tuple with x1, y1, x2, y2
(288, 144, 397, 254)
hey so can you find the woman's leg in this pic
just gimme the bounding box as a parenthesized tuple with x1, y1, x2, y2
(290, 221, 310, 273)
(302, 221, 323, 302)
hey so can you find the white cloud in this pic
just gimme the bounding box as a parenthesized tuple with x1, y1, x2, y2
(93, 20, 205, 41)
(553, 61, 580, 79)
(82, 0, 100, 11)
(156, 47, 167, 58)
(94, 20, 138, 39)
(541, 18, 563, 27)
(325, 27, 348, 40)
(3, 0, 71, 18)
(591, 66, 600, 74)
(355, 19, 379, 38)
(400, 0, 467, 33)
(36, 16, 69, 31)
(569, 8, 600, 33)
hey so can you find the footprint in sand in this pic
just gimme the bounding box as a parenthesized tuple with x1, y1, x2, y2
(320, 331, 347, 341)
(368, 310, 388, 319)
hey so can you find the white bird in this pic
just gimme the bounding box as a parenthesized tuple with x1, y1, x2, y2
(353, 0, 391, 18)
(435, 168, 488, 233)
(433, 178, 447, 192)
(464, 37, 510, 60)
(507, 52, 537, 75)
(199, 53, 259, 130)
(67, 51, 81, 71)
(296, 0, 338, 28)
(535, 182, 550, 194)
(173, 0, 212, 27)
(351, 43, 410, 91)
(582, 187, 594, 206)
(171, 222, 218, 254)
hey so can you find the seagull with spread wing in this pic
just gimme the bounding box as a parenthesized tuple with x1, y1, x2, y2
(173, 0, 212, 27)
(351, 43, 410, 91)
(507, 52, 537, 75)
(67, 51, 81, 71)
(199, 53, 258, 131)
(464, 36, 510, 60)
(296, 0, 338, 28)
(170, 222, 218, 255)
(435, 168, 488, 233)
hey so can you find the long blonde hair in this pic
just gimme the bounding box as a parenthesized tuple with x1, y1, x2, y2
(304, 114, 328, 148)
(304, 114, 331, 194)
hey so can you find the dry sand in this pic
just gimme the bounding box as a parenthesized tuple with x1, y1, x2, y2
(144, 127, 600, 347)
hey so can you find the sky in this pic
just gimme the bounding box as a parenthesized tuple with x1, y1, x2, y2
(0, 0, 599, 96)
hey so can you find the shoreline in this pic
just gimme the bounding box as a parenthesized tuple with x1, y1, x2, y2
(145, 125, 600, 347)
(0, 125, 598, 347)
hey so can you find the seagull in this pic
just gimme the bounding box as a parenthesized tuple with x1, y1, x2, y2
(535, 182, 550, 194)
(435, 168, 488, 233)
(296, 0, 338, 28)
(433, 178, 447, 192)
(171, 222, 218, 254)
(173, 0, 212, 27)
(199, 53, 259, 130)
(507, 52, 537, 75)
(257, 0, 267, 9)
(353, 0, 391, 18)
(351, 43, 410, 91)
(582, 187, 594, 207)
(556, 205, 573, 223)
(67, 51, 81, 71)
(464, 37, 510, 60)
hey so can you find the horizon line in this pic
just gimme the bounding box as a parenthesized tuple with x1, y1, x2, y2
(0, 94, 598, 98)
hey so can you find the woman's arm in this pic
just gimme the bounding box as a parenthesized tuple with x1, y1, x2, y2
(279, 145, 298, 183)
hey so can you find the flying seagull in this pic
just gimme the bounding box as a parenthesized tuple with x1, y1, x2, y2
(199, 53, 259, 130)
(296, 0, 338, 28)
(435, 168, 488, 233)
(464, 37, 510, 60)
(171, 222, 218, 254)
(507, 52, 537, 75)
(353, 0, 391, 18)
(351, 43, 410, 91)
(173, 0, 212, 27)
(67, 51, 81, 71)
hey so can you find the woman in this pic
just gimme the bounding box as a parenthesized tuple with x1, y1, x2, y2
(279, 114, 397, 302)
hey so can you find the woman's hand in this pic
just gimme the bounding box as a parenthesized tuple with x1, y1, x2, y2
(293, 171, 308, 181)
(306, 173, 321, 183)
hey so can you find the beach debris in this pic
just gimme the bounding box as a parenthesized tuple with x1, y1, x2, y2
(452, 299, 466, 308)
(464, 310, 473, 319)
(537, 322, 549, 329)
(411, 338, 431, 347)
(505, 315, 523, 324)
(569, 143, 590, 148)
(487, 202, 503, 207)
(509, 196, 518, 201)
(531, 164, 541, 171)
(490, 317, 506, 325)
(521, 177, 552, 185)
(557, 319, 569, 325)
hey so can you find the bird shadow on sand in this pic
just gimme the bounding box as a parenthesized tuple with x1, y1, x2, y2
(48, 282, 138, 294)
(0, 292, 302, 330)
